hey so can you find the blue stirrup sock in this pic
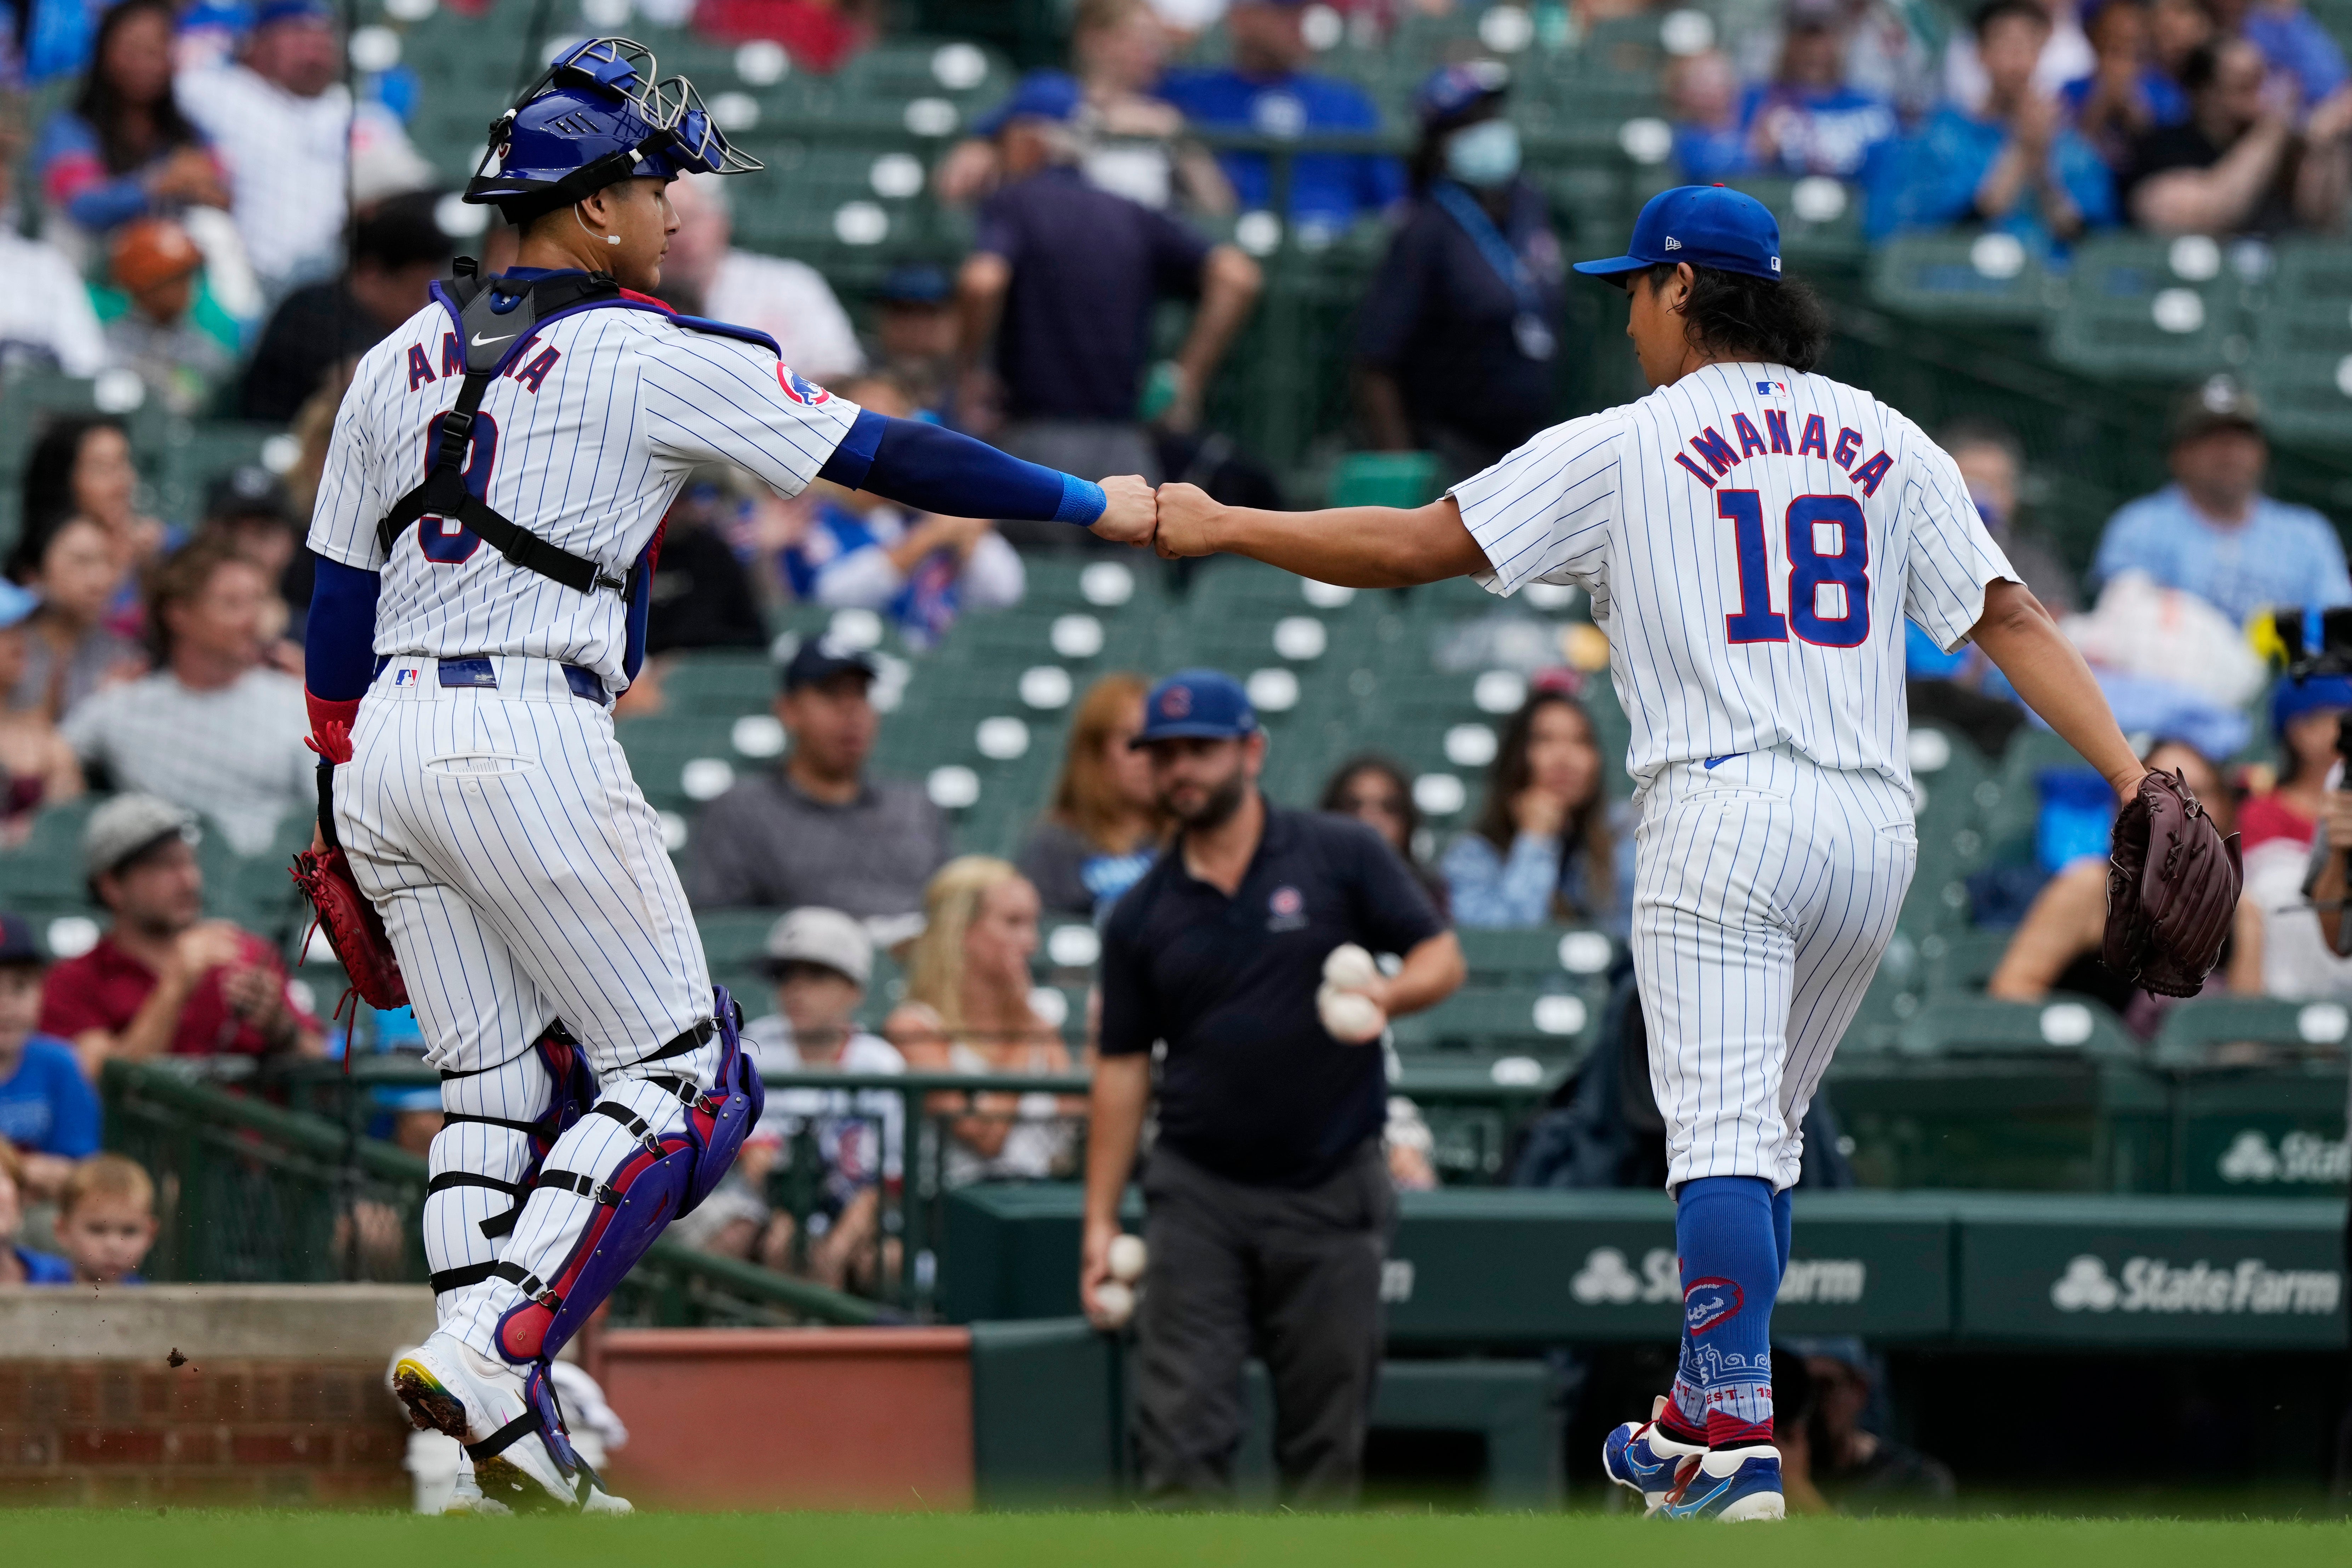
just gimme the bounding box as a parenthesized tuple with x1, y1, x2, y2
(1660, 1175, 1780, 1449)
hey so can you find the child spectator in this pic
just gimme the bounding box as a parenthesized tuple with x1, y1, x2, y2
(102, 217, 238, 416)
(53, 1152, 157, 1286)
(0, 1141, 73, 1284)
(0, 913, 99, 1202)
(1867, 0, 2119, 255)
(1442, 683, 1634, 936)
(4, 514, 145, 725)
(784, 374, 1026, 651)
(1669, 49, 1757, 181)
(0, 583, 87, 837)
(1018, 673, 1167, 919)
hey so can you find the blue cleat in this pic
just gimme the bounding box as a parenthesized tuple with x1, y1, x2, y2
(1601, 1418, 1707, 1512)
(1653, 1445, 1785, 1522)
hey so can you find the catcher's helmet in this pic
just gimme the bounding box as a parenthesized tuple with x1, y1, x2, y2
(465, 38, 760, 225)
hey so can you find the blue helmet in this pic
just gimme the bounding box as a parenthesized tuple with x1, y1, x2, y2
(465, 38, 760, 224)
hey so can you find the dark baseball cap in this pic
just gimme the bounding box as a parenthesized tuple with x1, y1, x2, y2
(204, 464, 296, 528)
(782, 635, 879, 692)
(1415, 60, 1509, 127)
(1131, 669, 1258, 748)
(876, 264, 951, 305)
(973, 70, 1083, 137)
(2168, 377, 2264, 447)
(1574, 184, 1784, 285)
(0, 912, 41, 967)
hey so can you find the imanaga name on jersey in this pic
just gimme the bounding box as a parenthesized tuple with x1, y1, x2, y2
(1669, 405, 1894, 500)
(403, 333, 564, 396)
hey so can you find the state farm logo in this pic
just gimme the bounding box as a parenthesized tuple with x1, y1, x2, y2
(1568, 1247, 1864, 1307)
(2217, 1130, 2350, 1186)
(2050, 1253, 2342, 1316)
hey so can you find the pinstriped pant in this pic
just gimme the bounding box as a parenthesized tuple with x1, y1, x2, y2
(1631, 748, 1917, 1192)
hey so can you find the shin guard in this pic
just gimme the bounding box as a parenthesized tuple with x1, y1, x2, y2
(426, 1027, 596, 1315)
(490, 988, 763, 1364)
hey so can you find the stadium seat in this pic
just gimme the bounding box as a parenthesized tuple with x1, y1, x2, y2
(2048, 235, 2247, 382)
(1867, 233, 2055, 327)
(1921, 925, 2015, 995)
(1327, 451, 1440, 509)
(1897, 995, 2136, 1060)
(2148, 996, 2352, 1067)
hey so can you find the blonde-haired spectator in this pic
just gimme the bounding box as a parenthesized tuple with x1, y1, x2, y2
(54, 1152, 158, 1286)
(888, 857, 1079, 1185)
(1017, 672, 1167, 918)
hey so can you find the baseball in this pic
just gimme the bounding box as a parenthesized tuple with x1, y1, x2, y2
(1318, 982, 1386, 1044)
(1106, 1233, 1147, 1283)
(1092, 1279, 1136, 1329)
(1322, 942, 1379, 993)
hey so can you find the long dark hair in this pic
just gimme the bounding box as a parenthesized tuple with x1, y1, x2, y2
(1642, 261, 1831, 373)
(1471, 689, 1614, 922)
(10, 416, 124, 582)
(73, 0, 204, 176)
(1320, 753, 1424, 857)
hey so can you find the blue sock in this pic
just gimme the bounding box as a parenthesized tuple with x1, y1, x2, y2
(1663, 1176, 1779, 1448)
(1772, 1185, 1792, 1283)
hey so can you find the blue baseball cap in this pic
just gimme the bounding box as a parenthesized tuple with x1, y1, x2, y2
(974, 70, 1084, 137)
(1415, 60, 1509, 126)
(255, 0, 334, 27)
(2273, 674, 2352, 739)
(1131, 669, 1258, 748)
(1573, 184, 1783, 285)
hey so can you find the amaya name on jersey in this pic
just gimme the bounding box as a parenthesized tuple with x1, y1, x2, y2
(1671, 384, 1894, 500)
(407, 332, 563, 396)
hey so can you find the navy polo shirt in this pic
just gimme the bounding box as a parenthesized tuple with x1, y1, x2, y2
(1100, 803, 1446, 1188)
(1355, 179, 1565, 458)
(974, 167, 1212, 422)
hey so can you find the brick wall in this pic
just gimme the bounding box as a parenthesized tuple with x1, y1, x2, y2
(0, 1284, 432, 1507)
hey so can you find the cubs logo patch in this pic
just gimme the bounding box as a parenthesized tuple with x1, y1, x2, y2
(1160, 685, 1192, 718)
(1267, 884, 1307, 931)
(1684, 1277, 1743, 1334)
(777, 365, 831, 405)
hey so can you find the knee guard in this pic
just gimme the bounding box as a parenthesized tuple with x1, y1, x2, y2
(491, 987, 762, 1364)
(426, 1026, 597, 1298)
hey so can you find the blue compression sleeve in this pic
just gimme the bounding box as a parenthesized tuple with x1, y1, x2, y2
(817, 410, 1106, 525)
(304, 557, 382, 702)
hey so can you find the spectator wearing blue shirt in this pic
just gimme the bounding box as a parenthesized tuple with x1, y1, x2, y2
(1155, 0, 1403, 236)
(2091, 381, 2352, 626)
(0, 1140, 73, 1285)
(1743, 0, 1899, 178)
(959, 72, 1261, 506)
(2211, 0, 2350, 109)
(0, 913, 97, 1205)
(1668, 48, 1757, 181)
(1356, 62, 1568, 474)
(1441, 686, 1634, 938)
(1866, 0, 2119, 255)
(2060, 0, 2190, 169)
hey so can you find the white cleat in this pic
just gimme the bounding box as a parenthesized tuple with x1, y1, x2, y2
(440, 1461, 513, 1516)
(388, 1331, 580, 1511)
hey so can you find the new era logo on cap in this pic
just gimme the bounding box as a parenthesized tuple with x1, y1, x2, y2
(1663, 236, 1682, 250)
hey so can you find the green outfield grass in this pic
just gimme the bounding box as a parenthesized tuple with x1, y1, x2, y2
(6, 1510, 2349, 1568)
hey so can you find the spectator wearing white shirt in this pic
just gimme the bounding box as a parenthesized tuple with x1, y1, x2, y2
(0, 124, 107, 378)
(716, 909, 907, 1296)
(62, 536, 311, 857)
(175, 0, 425, 300)
(782, 374, 1024, 651)
(655, 172, 866, 383)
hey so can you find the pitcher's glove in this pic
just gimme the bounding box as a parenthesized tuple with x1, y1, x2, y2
(2103, 767, 2242, 998)
(290, 845, 407, 1011)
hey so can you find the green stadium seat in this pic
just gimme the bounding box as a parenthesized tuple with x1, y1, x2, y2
(1722, 176, 1867, 272)
(2048, 235, 2247, 382)
(615, 715, 743, 812)
(1391, 982, 1604, 1058)
(1921, 925, 2016, 995)
(661, 652, 782, 718)
(1897, 994, 2136, 1060)
(1867, 233, 2055, 327)
(2149, 996, 2352, 1067)
(1327, 451, 1440, 509)
(1455, 925, 1618, 987)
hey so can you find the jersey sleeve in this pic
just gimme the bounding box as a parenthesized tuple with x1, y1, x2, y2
(1095, 897, 1158, 1058)
(303, 356, 392, 571)
(638, 327, 861, 500)
(1899, 425, 2020, 654)
(1447, 412, 1624, 599)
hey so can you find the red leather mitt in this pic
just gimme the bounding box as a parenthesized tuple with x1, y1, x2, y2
(2103, 766, 2243, 999)
(290, 845, 407, 1011)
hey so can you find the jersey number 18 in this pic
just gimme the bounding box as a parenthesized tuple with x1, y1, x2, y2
(1718, 491, 1869, 649)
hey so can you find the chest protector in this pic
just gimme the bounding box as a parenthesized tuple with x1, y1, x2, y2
(373, 262, 634, 598)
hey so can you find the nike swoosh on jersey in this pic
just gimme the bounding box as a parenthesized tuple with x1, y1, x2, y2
(471, 332, 516, 346)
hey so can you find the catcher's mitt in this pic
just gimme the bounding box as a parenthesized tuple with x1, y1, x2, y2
(2103, 767, 2242, 998)
(290, 845, 407, 1011)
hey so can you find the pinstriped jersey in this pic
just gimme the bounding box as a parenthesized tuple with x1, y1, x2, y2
(1453, 360, 2014, 795)
(306, 288, 858, 686)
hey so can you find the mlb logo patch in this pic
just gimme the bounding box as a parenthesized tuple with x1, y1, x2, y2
(392, 666, 418, 687)
(1756, 380, 1789, 398)
(1684, 1277, 1744, 1335)
(777, 366, 831, 405)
